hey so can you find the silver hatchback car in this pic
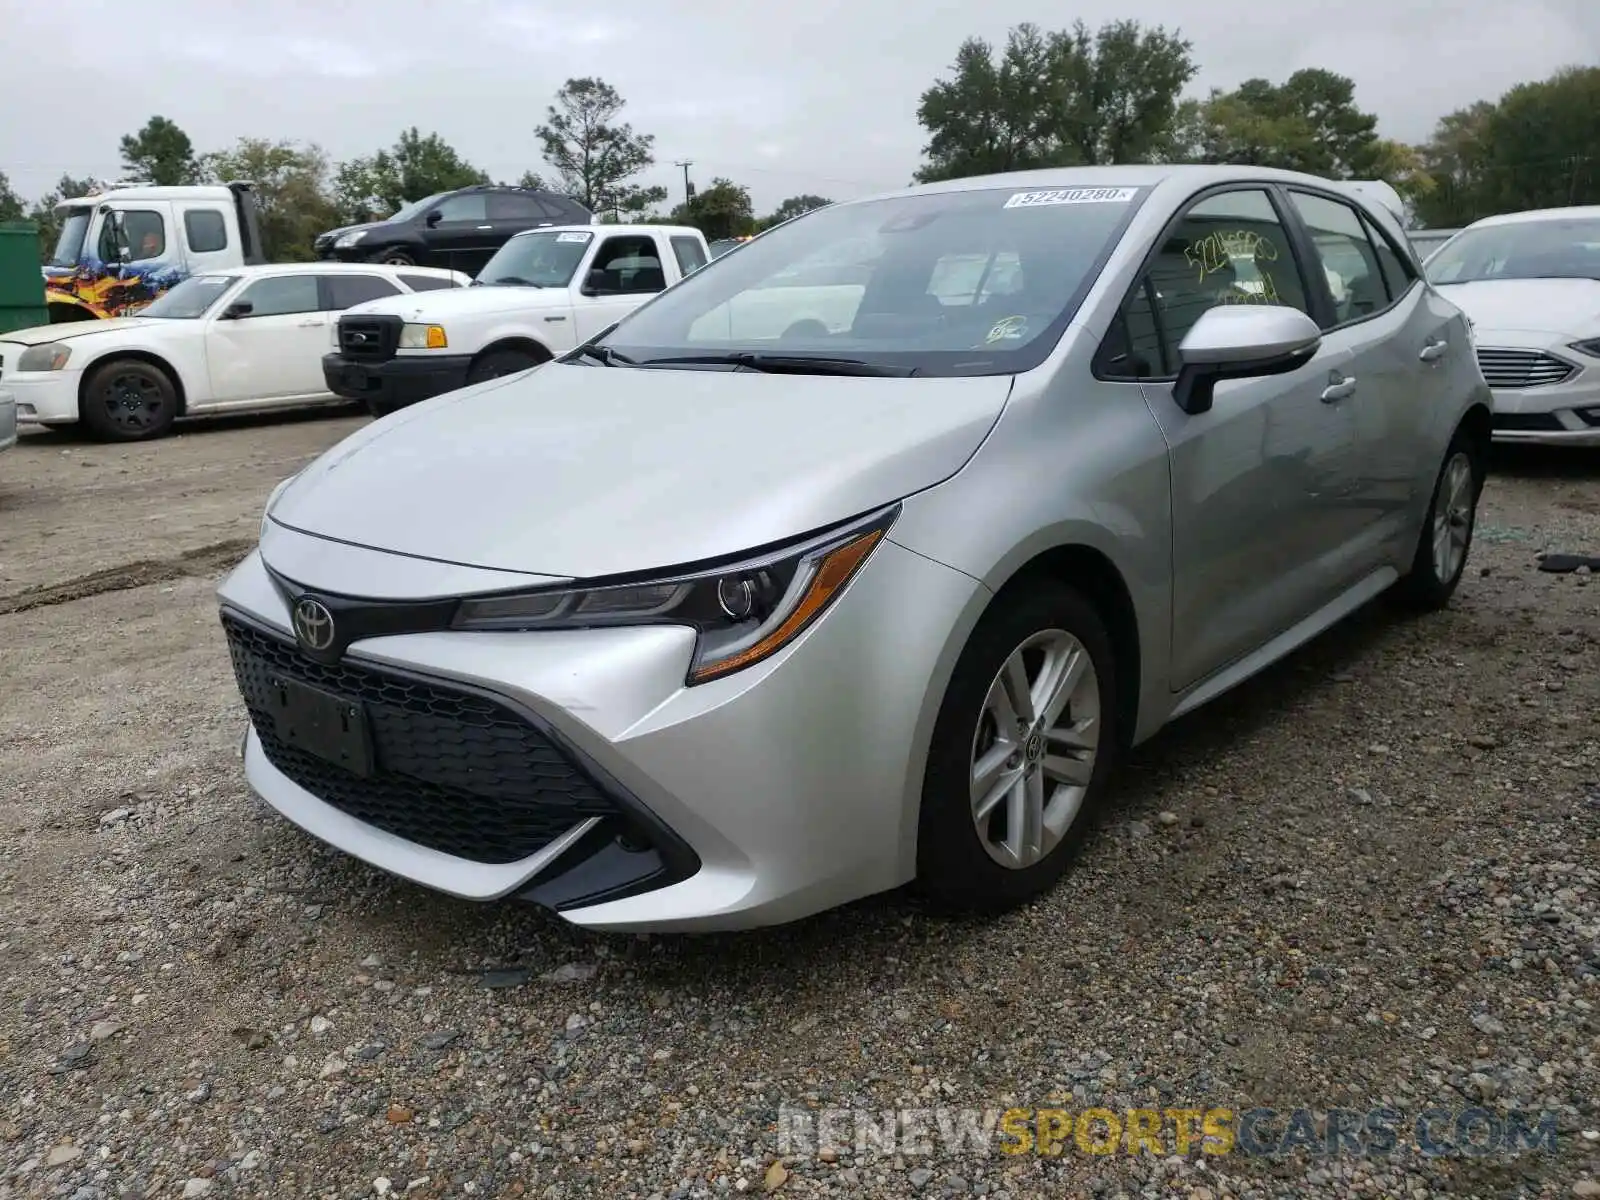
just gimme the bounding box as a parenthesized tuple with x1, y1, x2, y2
(221, 165, 1492, 932)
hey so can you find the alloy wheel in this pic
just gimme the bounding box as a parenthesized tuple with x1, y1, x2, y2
(969, 629, 1101, 870)
(1431, 451, 1474, 583)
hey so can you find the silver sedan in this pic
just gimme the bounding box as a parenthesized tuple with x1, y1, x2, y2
(220, 164, 1492, 931)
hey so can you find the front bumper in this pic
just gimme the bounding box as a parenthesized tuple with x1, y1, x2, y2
(1480, 344, 1600, 446)
(216, 530, 985, 931)
(1, 368, 82, 425)
(322, 352, 473, 411)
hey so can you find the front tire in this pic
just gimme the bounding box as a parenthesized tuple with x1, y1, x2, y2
(466, 348, 542, 385)
(368, 248, 415, 267)
(916, 580, 1119, 912)
(79, 359, 178, 441)
(1393, 430, 1483, 611)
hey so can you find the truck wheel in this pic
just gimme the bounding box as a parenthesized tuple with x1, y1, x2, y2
(80, 359, 178, 441)
(368, 248, 415, 266)
(467, 348, 542, 385)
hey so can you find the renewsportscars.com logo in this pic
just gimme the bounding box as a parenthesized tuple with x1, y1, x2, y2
(776, 1105, 1562, 1159)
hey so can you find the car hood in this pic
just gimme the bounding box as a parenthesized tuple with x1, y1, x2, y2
(269, 362, 1012, 580)
(1434, 278, 1600, 336)
(0, 318, 161, 347)
(343, 284, 569, 322)
(320, 221, 383, 242)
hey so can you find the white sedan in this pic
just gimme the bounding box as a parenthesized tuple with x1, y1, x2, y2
(0, 263, 469, 441)
(1424, 205, 1600, 446)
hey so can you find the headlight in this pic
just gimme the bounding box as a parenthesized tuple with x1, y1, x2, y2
(398, 323, 448, 350)
(18, 343, 71, 372)
(452, 505, 899, 684)
(334, 230, 367, 248)
(260, 472, 300, 539)
(1568, 338, 1600, 359)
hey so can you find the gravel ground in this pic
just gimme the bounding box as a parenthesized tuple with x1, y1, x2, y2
(1, 416, 1597, 1200)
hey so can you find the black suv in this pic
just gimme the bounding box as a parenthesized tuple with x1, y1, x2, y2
(314, 185, 592, 276)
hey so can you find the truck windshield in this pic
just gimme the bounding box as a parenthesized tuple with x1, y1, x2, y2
(48, 209, 92, 268)
(476, 231, 592, 287)
(597, 184, 1146, 377)
(141, 275, 238, 318)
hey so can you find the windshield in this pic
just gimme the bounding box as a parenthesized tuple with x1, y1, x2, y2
(477, 229, 593, 287)
(1426, 218, 1600, 284)
(48, 209, 92, 268)
(387, 193, 448, 224)
(597, 184, 1145, 376)
(140, 274, 238, 318)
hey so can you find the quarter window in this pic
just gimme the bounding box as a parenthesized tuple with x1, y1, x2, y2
(1287, 191, 1390, 326)
(235, 274, 320, 317)
(184, 210, 228, 254)
(670, 235, 709, 276)
(399, 272, 461, 292)
(1100, 188, 1314, 379)
(1362, 212, 1415, 302)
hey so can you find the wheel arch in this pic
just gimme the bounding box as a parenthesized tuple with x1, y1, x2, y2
(471, 337, 554, 370)
(48, 299, 103, 324)
(78, 349, 189, 419)
(897, 537, 1148, 873)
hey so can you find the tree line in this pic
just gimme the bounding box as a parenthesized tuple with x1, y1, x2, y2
(913, 21, 1600, 227)
(2, 36, 1595, 261)
(0, 78, 827, 261)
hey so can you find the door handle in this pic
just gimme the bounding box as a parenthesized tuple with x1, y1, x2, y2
(1419, 339, 1448, 362)
(476, 224, 493, 230)
(1320, 374, 1357, 403)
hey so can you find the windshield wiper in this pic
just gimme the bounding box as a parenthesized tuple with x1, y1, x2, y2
(637, 353, 914, 377)
(568, 344, 638, 367)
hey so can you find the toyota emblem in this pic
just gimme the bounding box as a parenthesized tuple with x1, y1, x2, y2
(292, 597, 336, 653)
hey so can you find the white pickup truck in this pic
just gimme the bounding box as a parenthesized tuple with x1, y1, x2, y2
(323, 224, 711, 416)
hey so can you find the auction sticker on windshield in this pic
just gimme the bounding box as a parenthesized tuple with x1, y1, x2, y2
(557, 232, 593, 243)
(1004, 187, 1137, 208)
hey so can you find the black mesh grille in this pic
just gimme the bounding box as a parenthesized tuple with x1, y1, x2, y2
(223, 614, 616, 864)
(337, 315, 402, 363)
(1492, 412, 1565, 432)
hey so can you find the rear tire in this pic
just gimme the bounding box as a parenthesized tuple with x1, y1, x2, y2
(467, 348, 542, 385)
(79, 359, 178, 441)
(1393, 429, 1483, 611)
(916, 580, 1119, 913)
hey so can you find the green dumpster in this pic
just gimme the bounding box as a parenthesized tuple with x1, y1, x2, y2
(0, 221, 48, 335)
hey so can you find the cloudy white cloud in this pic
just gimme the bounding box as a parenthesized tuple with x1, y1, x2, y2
(1, 0, 1595, 213)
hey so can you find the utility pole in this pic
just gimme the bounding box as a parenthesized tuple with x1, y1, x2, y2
(674, 161, 695, 204)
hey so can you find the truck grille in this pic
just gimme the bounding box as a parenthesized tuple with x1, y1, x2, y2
(1476, 348, 1575, 390)
(222, 615, 619, 864)
(337, 315, 402, 364)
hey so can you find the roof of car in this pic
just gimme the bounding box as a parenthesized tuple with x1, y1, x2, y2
(866, 164, 1406, 209)
(507, 223, 705, 239)
(205, 263, 465, 280)
(1468, 205, 1600, 229)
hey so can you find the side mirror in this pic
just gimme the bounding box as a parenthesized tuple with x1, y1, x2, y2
(582, 269, 612, 296)
(424, 210, 442, 228)
(1172, 305, 1322, 416)
(221, 301, 254, 320)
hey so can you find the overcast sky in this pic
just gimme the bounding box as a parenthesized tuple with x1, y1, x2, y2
(3, 0, 1596, 214)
